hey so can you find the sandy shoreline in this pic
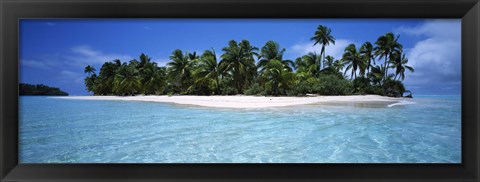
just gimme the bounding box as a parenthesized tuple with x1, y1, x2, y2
(55, 95, 405, 108)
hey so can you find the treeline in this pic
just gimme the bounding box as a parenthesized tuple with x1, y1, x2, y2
(84, 25, 413, 97)
(19, 83, 69, 96)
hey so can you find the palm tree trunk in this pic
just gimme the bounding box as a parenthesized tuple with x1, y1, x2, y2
(367, 59, 371, 75)
(322, 51, 325, 71)
(321, 46, 325, 70)
(274, 82, 278, 96)
(234, 61, 241, 94)
(386, 62, 390, 79)
(383, 56, 388, 84)
(216, 76, 220, 95)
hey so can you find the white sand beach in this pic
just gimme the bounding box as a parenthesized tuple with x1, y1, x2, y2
(57, 95, 404, 108)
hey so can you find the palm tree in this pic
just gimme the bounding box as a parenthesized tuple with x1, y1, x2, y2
(84, 65, 96, 76)
(323, 55, 335, 69)
(260, 59, 294, 95)
(296, 52, 321, 77)
(360, 41, 375, 74)
(83, 65, 97, 93)
(167, 49, 195, 93)
(319, 55, 342, 76)
(390, 52, 414, 81)
(333, 59, 345, 73)
(192, 48, 221, 94)
(113, 64, 142, 96)
(84, 77, 96, 94)
(97, 60, 122, 95)
(311, 25, 335, 70)
(113, 59, 122, 67)
(136, 54, 159, 94)
(142, 62, 166, 95)
(374, 32, 403, 83)
(239, 40, 259, 88)
(219, 40, 258, 93)
(257, 41, 294, 73)
(81, 25, 415, 97)
(342, 44, 366, 79)
(368, 65, 385, 86)
(129, 59, 140, 68)
(369, 65, 395, 85)
(138, 53, 151, 68)
(293, 57, 303, 70)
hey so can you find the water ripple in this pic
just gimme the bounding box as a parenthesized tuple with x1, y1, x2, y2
(19, 96, 461, 163)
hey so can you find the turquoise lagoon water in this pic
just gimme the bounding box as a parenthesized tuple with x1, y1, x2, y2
(19, 95, 461, 163)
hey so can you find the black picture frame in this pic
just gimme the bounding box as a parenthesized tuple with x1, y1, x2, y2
(1, 0, 479, 181)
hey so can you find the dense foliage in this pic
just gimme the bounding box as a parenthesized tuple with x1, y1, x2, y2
(19, 83, 69, 96)
(84, 25, 414, 97)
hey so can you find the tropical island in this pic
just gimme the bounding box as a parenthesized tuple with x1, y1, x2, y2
(77, 25, 414, 108)
(19, 20, 461, 164)
(20, 83, 69, 96)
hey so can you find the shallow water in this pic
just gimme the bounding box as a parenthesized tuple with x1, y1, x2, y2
(19, 95, 461, 163)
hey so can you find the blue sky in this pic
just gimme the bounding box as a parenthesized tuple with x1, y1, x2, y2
(20, 19, 461, 96)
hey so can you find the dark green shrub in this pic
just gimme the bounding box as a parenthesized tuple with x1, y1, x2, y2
(384, 79, 406, 97)
(352, 77, 371, 94)
(312, 75, 352, 95)
(245, 83, 264, 95)
(286, 82, 312, 96)
(221, 86, 238, 95)
(366, 85, 384, 95)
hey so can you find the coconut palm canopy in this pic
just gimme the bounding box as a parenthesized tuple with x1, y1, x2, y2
(20, 19, 461, 95)
(82, 27, 417, 97)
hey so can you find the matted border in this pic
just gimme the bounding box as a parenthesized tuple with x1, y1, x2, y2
(1, 0, 479, 181)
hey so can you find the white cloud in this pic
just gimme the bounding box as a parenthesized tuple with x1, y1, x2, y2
(290, 39, 353, 60)
(60, 70, 80, 78)
(395, 20, 460, 40)
(66, 45, 134, 66)
(397, 20, 461, 88)
(152, 58, 170, 67)
(407, 38, 459, 78)
(21, 59, 51, 70)
(22, 46, 136, 90)
(59, 70, 84, 85)
(22, 46, 134, 71)
(46, 22, 55, 26)
(71, 45, 101, 57)
(75, 77, 84, 84)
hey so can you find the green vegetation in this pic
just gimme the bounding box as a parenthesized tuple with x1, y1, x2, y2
(20, 83, 69, 96)
(84, 25, 414, 97)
